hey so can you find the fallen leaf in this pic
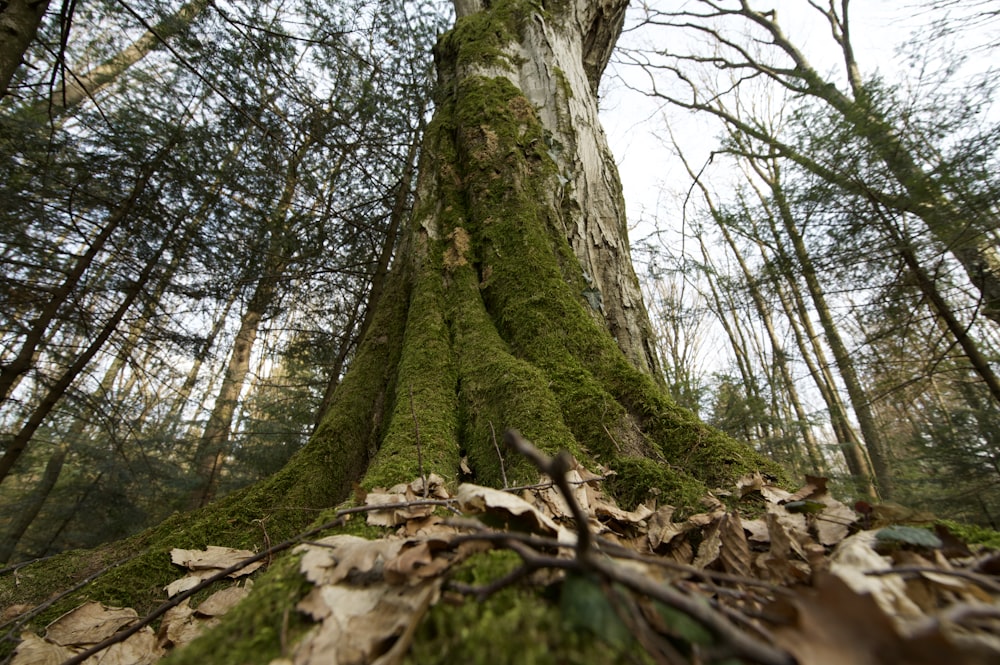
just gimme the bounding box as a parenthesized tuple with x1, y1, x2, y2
(196, 585, 248, 617)
(785, 476, 829, 503)
(647, 505, 686, 550)
(718, 512, 751, 577)
(292, 581, 440, 665)
(85, 627, 163, 665)
(813, 496, 855, 546)
(829, 531, 923, 623)
(296, 535, 403, 586)
(692, 516, 723, 570)
(767, 574, 992, 665)
(456, 483, 560, 536)
(170, 546, 263, 575)
(735, 471, 765, 497)
(382, 541, 435, 585)
(157, 600, 202, 648)
(44, 601, 138, 646)
(364, 491, 435, 527)
(10, 632, 76, 665)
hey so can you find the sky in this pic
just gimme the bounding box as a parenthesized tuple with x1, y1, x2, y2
(602, 0, 918, 244)
(593, 0, 997, 393)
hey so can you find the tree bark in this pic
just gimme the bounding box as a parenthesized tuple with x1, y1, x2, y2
(0, 0, 50, 97)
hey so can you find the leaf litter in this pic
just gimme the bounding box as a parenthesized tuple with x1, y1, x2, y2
(5, 435, 1000, 664)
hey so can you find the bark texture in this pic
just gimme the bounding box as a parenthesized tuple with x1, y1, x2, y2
(0, 0, 50, 97)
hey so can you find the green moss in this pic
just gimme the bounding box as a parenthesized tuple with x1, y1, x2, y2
(936, 519, 1000, 549)
(405, 550, 641, 665)
(448, 261, 583, 487)
(553, 66, 573, 99)
(438, 1, 540, 73)
(606, 457, 706, 511)
(363, 249, 460, 491)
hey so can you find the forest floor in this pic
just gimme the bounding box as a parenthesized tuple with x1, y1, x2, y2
(4, 431, 1000, 665)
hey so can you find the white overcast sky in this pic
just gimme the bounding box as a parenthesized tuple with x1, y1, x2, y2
(601, 0, 936, 239)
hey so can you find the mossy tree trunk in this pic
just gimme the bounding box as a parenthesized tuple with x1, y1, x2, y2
(1, 2, 784, 662)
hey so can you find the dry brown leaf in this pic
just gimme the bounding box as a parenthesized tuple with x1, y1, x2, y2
(456, 483, 561, 536)
(170, 546, 263, 575)
(756, 513, 810, 584)
(785, 476, 829, 503)
(364, 492, 428, 527)
(400, 514, 449, 537)
(735, 471, 764, 497)
(829, 531, 923, 623)
(718, 512, 751, 577)
(157, 600, 202, 649)
(292, 581, 440, 665)
(692, 516, 723, 570)
(1, 604, 31, 623)
(165, 546, 262, 597)
(196, 585, 249, 617)
(742, 517, 770, 545)
(647, 505, 685, 550)
(296, 535, 404, 586)
(10, 632, 77, 665)
(383, 541, 435, 585)
(44, 601, 138, 647)
(406, 473, 450, 500)
(84, 627, 163, 665)
(768, 574, 992, 665)
(813, 496, 855, 546)
(760, 484, 794, 505)
(164, 573, 211, 598)
(593, 499, 654, 529)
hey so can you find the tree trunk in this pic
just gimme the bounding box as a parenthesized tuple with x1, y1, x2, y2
(187, 274, 273, 508)
(0, 442, 67, 563)
(0, 161, 156, 406)
(32, 0, 209, 116)
(0, 215, 183, 484)
(765, 157, 892, 498)
(0, 0, 50, 97)
(0, 2, 782, 661)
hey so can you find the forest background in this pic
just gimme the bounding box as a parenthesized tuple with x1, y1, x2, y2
(1, 0, 998, 567)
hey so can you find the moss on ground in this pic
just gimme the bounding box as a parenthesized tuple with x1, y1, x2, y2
(405, 550, 646, 665)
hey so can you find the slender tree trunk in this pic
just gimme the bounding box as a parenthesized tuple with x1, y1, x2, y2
(765, 157, 893, 498)
(0, 215, 183, 484)
(0, 0, 50, 97)
(676, 144, 826, 474)
(0, 442, 67, 563)
(187, 273, 275, 508)
(164, 291, 238, 436)
(33, 0, 209, 116)
(696, 235, 768, 442)
(0, 162, 156, 405)
(187, 130, 315, 507)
